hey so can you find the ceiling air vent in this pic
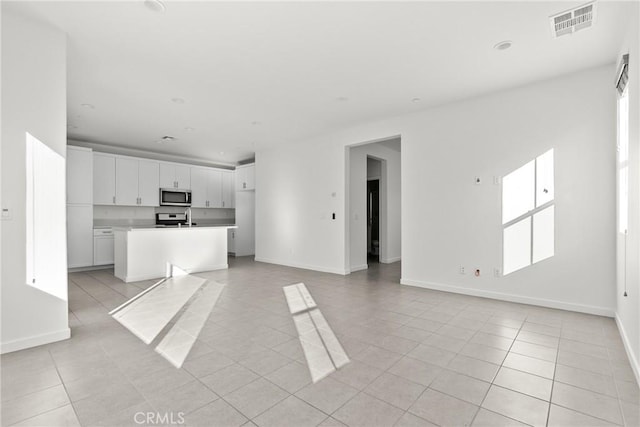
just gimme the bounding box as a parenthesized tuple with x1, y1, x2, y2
(550, 2, 596, 38)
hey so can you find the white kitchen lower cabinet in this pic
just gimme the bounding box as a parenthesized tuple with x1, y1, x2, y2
(228, 228, 236, 254)
(234, 191, 255, 256)
(94, 228, 114, 265)
(67, 205, 94, 268)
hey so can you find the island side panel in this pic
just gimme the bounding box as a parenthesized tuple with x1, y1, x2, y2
(124, 227, 229, 282)
(114, 229, 128, 282)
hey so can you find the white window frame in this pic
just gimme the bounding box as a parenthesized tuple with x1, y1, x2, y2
(502, 150, 555, 275)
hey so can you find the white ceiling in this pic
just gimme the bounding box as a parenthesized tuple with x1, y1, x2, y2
(7, 1, 634, 165)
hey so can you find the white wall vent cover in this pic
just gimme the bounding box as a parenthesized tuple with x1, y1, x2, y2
(550, 2, 596, 38)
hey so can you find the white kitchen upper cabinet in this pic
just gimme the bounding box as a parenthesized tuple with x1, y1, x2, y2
(67, 205, 94, 268)
(160, 163, 191, 189)
(190, 167, 208, 208)
(138, 160, 159, 206)
(175, 165, 190, 189)
(222, 170, 235, 208)
(115, 157, 139, 206)
(236, 163, 255, 191)
(93, 153, 116, 205)
(159, 163, 175, 189)
(191, 167, 223, 208)
(116, 157, 159, 206)
(207, 169, 223, 208)
(67, 146, 93, 205)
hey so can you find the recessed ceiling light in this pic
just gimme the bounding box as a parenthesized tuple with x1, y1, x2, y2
(219, 151, 225, 155)
(336, 96, 349, 102)
(184, 127, 195, 132)
(171, 97, 185, 104)
(144, 0, 166, 13)
(412, 98, 421, 103)
(80, 103, 94, 109)
(493, 40, 513, 51)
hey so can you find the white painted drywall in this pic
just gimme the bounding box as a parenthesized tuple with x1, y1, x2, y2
(616, 2, 640, 382)
(349, 141, 401, 271)
(255, 141, 347, 273)
(1, 8, 70, 352)
(256, 64, 616, 315)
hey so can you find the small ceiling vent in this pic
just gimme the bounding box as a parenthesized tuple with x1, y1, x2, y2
(550, 2, 596, 38)
(157, 136, 177, 144)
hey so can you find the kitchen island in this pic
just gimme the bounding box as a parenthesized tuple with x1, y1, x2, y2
(113, 225, 236, 283)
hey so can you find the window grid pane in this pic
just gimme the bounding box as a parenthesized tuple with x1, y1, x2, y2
(502, 160, 535, 224)
(503, 217, 532, 275)
(532, 206, 555, 264)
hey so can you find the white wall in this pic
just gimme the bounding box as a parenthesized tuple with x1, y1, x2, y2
(256, 141, 347, 273)
(349, 141, 401, 271)
(1, 8, 69, 352)
(616, 1, 640, 382)
(256, 64, 616, 316)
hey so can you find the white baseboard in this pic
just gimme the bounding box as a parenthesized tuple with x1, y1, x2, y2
(1, 328, 71, 354)
(255, 257, 348, 275)
(122, 264, 228, 283)
(68, 265, 113, 273)
(350, 264, 368, 273)
(400, 278, 615, 317)
(381, 256, 401, 264)
(615, 314, 640, 386)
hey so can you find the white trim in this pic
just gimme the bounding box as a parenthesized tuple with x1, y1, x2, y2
(400, 278, 615, 317)
(350, 264, 369, 273)
(68, 265, 113, 273)
(255, 257, 348, 275)
(1, 328, 71, 354)
(381, 256, 401, 264)
(615, 313, 640, 386)
(122, 264, 228, 283)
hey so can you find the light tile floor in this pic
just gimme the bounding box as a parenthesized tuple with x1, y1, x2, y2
(2, 258, 639, 426)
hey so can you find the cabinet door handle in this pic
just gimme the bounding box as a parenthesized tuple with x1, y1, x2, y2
(243, 182, 246, 189)
(113, 196, 116, 204)
(222, 201, 225, 207)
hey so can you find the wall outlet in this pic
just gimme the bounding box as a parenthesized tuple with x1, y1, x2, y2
(493, 268, 501, 278)
(493, 176, 501, 185)
(459, 266, 466, 275)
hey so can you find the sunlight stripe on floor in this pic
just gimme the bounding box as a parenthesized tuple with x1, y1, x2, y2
(283, 282, 349, 382)
(155, 281, 225, 368)
(112, 274, 206, 344)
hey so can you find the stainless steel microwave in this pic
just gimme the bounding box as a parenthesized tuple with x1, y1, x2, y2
(159, 188, 192, 206)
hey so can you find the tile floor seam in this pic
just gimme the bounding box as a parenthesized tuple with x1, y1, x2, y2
(225, 376, 292, 421)
(469, 315, 525, 426)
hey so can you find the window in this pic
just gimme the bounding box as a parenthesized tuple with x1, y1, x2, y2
(502, 149, 555, 275)
(25, 132, 67, 300)
(617, 53, 630, 234)
(618, 86, 629, 233)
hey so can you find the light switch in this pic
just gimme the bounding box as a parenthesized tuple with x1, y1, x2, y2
(1, 207, 11, 220)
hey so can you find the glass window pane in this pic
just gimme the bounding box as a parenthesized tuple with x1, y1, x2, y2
(536, 149, 554, 206)
(619, 88, 629, 163)
(533, 206, 554, 264)
(620, 165, 628, 233)
(502, 160, 535, 224)
(503, 217, 531, 275)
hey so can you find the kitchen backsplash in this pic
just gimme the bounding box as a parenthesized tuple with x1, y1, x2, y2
(93, 205, 235, 227)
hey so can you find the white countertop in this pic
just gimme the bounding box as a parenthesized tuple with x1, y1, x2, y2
(113, 225, 237, 231)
